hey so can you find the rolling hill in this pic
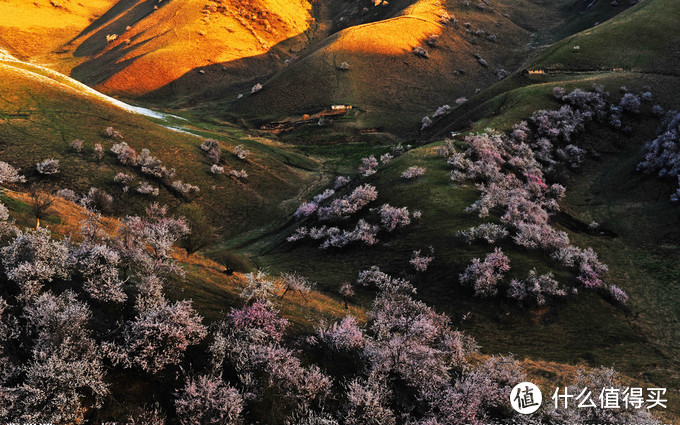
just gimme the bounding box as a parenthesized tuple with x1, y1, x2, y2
(224, 0, 569, 136)
(0, 0, 639, 137)
(0, 0, 316, 97)
(0, 49, 323, 240)
(218, 0, 680, 410)
(0, 0, 679, 422)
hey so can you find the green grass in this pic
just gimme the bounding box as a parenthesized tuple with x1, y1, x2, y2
(0, 192, 60, 228)
(3, 1, 680, 419)
(534, 0, 680, 73)
(239, 140, 664, 378)
(400, 4, 680, 407)
(223, 0, 582, 137)
(230, 69, 680, 421)
(0, 60, 326, 240)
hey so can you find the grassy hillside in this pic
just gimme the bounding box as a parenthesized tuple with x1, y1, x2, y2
(223, 0, 645, 137)
(426, 0, 680, 138)
(405, 0, 680, 391)
(0, 1, 677, 420)
(227, 0, 557, 136)
(534, 0, 680, 73)
(237, 134, 678, 400)
(0, 55, 324, 240)
(0, 0, 639, 137)
(0, 0, 117, 60)
(9, 181, 676, 420)
(0, 186, 364, 333)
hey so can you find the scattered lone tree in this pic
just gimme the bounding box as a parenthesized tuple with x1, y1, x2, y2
(177, 203, 212, 257)
(280, 272, 314, 301)
(340, 282, 355, 309)
(30, 187, 54, 229)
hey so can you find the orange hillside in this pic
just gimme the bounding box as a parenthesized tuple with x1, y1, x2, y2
(0, 0, 314, 96)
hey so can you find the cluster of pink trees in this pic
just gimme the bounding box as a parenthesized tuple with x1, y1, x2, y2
(3, 291, 108, 423)
(306, 266, 550, 425)
(209, 295, 333, 423)
(637, 110, 680, 202)
(508, 269, 567, 306)
(459, 248, 511, 297)
(532, 86, 649, 168)
(410, 248, 434, 272)
(105, 299, 206, 373)
(287, 219, 381, 249)
(288, 201, 417, 249)
(288, 183, 411, 249)
(378, 204, 411, 231)
(200, 139, 221, 164)
(0, 188, 652, 423)
(0, 202, 211, 422)
(359, 156, 379, 176)
(111, 142, 175, 181)
(401, 166, 426, 179)
(421, 105, 451, 130)
(174, 374, 244, 425)
(440, 87, 633, 303)
(294, 189, 336, 218)
(110, 142, 200, 197)
(234, 144, 250, 160)
(36, 158, 60, 175)
(318, 184, 378, 221)
(552, 246, 609, 289)
(289, 142, 423, 249)
(0, 160, 26, 185)
(201, 139, 250, 181)
(457, 223, 509, 244)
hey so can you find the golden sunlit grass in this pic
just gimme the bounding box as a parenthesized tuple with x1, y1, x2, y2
(173, 246, 366, 329)
(0, 0, 314, 95)
(330, 0, 444, 55)
(0, 0, 116, 60)
(0, 56, 318, 239)
(5, 189, 119, 238)
(76, 0, 312, 96)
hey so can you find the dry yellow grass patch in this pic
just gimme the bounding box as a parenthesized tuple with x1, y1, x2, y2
(5, 189, 120, 239)
(0, 0, 315, 95)
(175, 249, 367, 329)
(0, 0, 117, 59)
(330, 0, 444, 55)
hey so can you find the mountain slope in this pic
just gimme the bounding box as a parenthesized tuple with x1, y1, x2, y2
(226, 0, 538, 136)
(424, 0, 680, 139)
(533, 0, 680, 73)
(0, 0, 117, 59)
(0, 0, 316, 97)
(225, 0, 638, 136)
(0, 51, 319, 238)
(0, 0, 639, 137)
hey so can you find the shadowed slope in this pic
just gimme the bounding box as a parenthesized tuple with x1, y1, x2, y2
(71, 0, 315, 96)
(424, 0, 680, 139)
(533, 0, 680, 73)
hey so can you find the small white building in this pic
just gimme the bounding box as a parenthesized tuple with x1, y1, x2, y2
(331, 105, 352, 110)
